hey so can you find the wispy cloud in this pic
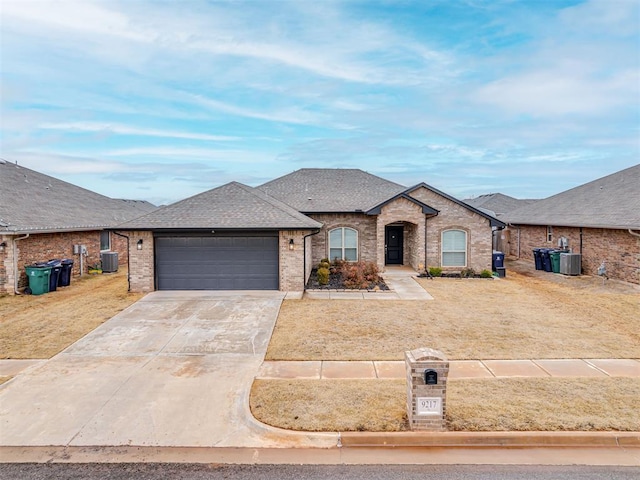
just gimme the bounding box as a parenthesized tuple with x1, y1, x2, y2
(39, 122, 239, 141)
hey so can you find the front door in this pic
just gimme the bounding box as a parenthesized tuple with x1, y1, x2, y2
(385, 226, 404, 265)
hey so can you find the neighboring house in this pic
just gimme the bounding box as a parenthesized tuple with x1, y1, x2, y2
(463, 193, 538, 253)
(502, 164, 640, 285)
(463, 193, 537, 218)
(0, 160, 156, 295)
(116, 169, 505, 293)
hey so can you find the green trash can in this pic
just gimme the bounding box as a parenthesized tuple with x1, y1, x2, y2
(549, 251, 561, 274)
(25, 265, 52, 295)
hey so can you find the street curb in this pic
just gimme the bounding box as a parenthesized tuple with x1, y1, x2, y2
(339, 431, 640, 448)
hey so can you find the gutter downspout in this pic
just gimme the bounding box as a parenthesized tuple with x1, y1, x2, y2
(303, 229, 321, 290)
(13, 234, 30, 294)
(113, 231, 131, 292)
(628, 229, 640, 238)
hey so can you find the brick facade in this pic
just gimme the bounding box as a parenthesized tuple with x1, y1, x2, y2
(307, 213, 378, 265)
(126, 231, 155, 293)
(1, 230, 128, 295)
(279, 230, 308, 291)
(508, 225, 640, 284)
(304, 188, 495, 275)
(409, 187, 494, 273)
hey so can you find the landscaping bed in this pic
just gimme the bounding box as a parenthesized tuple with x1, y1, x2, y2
(305, 260, 389, 291)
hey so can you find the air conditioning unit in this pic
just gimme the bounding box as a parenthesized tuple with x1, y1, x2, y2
(560, 253, 581, 275)
(101, 252, 119, 273)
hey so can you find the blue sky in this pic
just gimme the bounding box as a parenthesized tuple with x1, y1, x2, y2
(1, 0, 638, 205)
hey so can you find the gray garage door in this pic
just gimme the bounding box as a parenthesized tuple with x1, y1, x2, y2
(155, 236, 279, 290)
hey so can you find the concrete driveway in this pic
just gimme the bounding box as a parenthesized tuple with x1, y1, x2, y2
(0, 291, 336, 448)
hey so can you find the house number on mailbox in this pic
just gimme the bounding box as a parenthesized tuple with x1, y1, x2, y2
(424, 369, 438, 385)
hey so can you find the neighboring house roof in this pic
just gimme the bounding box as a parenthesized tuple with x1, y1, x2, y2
(0, 160, 156, 234)
(406, 183, 507, 228)
(463, 193, 537, 217)
(503, 164, 640, 230)
(257, 168, 406, 212)
(115, 181, 322, 231)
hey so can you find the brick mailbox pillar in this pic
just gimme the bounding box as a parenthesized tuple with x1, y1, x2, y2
(405, 347, 449, 431)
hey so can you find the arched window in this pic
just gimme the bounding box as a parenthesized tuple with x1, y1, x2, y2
(442, 229, 467, 267)
(329, 227, 358, 261)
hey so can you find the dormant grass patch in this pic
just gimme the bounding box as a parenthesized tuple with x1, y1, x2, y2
(0, 269, 143, 359)
(266, 269, 639, 361)
(250, 378, 640, 432)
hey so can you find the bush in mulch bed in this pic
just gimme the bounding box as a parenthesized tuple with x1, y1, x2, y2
(306, 260, 389, 291)
(423, 267, 494, 279)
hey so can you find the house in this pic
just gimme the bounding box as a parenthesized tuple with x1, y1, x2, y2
(502, 164, 640, 284)
(0, 160, 156, 295)
(463, 193, 538, 253)
(463, 193, 537, 218)
(116, 169, 505, 292)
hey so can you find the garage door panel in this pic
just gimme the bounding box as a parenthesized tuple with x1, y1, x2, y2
(155, 236, 278, 290)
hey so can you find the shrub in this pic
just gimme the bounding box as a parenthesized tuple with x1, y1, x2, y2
(342, 261, 380, 289)
(319, 260, 331, 270)
(480, 269, 493, 278)
(461, 267, 476, 278)
(317, 267, 330, 285)
(320, 258, 330, 265)
(428, 267, 443, 277)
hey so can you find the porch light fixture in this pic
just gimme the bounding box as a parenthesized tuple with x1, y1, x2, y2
(137, 239, 143, 250)
(0, 242, 6, 252)
(289, 239, 294, 251)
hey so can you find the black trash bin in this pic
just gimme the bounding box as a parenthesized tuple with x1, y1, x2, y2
(541, 249, 553, 272)
(45, 260, 62, 292)
(532, 248, 543, 270)
(492, 251, 504, 271)
(58, 259, 74, 287)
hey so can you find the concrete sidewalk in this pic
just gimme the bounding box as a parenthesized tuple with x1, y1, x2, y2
(258, 358, 640, 380)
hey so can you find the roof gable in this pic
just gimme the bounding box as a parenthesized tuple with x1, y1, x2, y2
(366, 193, 438, 215)
(115, 181, 322, 230)
(257, 168, 406, 212)
(406, 183, 506, 227)
(0, 160, 156, 233)
(503, 164, 640, 229)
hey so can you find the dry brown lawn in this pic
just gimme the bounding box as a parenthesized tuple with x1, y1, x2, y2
(266, 262, 640, 360)
(258, 261, 639, 432)
(251, 377, 640, 432)
(0, 269, 143, 359)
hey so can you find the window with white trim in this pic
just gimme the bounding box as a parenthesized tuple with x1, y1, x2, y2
(442, 229, 467, 267)
(100, 231, 111, 251)
(547, 226, 553, 242)
(329, 227, 358, 261)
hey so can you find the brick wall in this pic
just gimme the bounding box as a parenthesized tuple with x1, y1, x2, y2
(510, 225, 640, 284)
(307, 213, 378, 265)
(409, 187, 493, 273)
(126, 231, 154, 293)
(279, 230, 308, 291)
(1, 230, 128, 294)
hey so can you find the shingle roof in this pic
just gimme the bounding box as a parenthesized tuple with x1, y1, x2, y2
(503, 164, 640, 229)
(0, 160, 157, 234)
(463, 193, 537, 217)
(257, 168, 407, 212)
(115, 182, 322, 230)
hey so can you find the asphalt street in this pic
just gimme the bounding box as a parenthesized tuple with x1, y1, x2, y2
(1, 464, 639, 480)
